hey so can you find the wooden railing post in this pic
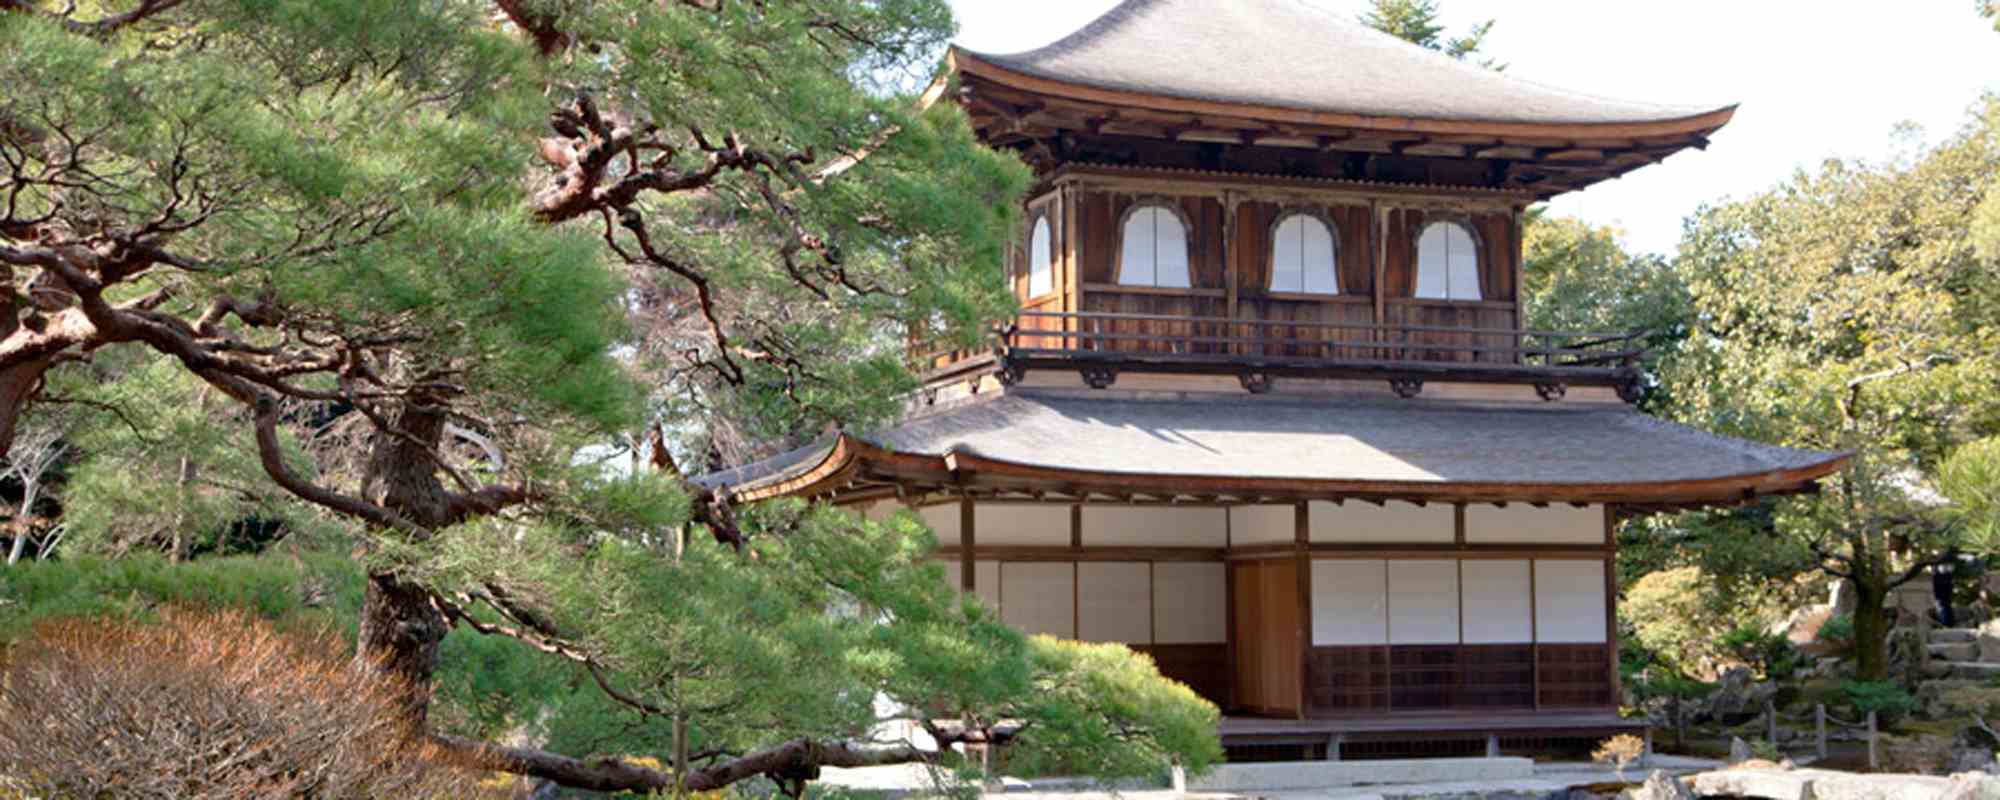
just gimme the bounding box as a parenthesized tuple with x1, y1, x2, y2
(1766, 699, 1778, 750)
(1866, 711, 1878, 770)
(1816, 704, 1827, 760)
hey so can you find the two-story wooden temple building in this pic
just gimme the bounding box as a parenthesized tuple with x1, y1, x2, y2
(700, 0, 1848, 759)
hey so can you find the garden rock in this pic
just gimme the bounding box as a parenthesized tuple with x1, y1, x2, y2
(1979, 619, 2000, 663)
(1622, 771, 1694, 800)
(1921, 680, 1990, 717)
(1729, 736, 1753, 765)
(1709, 668, 1777, 723)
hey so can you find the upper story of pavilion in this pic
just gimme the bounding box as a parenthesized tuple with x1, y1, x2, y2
(919, 0, 1735, 406)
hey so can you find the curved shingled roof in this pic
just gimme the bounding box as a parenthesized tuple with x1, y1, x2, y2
(699, 390, 1847, 507)
(953, 0, 1731, 130)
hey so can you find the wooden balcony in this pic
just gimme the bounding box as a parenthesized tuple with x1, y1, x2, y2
(921, 310, 1649, 400)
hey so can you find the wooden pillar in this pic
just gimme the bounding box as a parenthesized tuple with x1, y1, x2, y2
(960, 495, 976, 594)
(1295, 501, 1312, 720)
(1605, 504, 1622, 709)
(1529, 558, 1540, 710)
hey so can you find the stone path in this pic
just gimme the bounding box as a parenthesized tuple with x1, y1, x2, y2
(817, 756, 1725, 798)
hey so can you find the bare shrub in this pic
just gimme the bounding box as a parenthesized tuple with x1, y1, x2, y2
(0, 609, 503, 798)
(1591, 733, 1646, 779)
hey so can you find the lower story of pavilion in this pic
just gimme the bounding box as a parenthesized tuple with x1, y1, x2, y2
(856, 497, 1643, 755)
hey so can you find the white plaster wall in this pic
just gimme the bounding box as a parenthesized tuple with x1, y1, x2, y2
(1310, 501, 1454, 543)
(1078, 562, 1152, 644)
(1228, 505, 1295, 546)
(1153, 562, 1227, 644)
(1000, 562, 1075, 638)
(1461, 559, 1532, 644)
(975, 504, 1072, 546)
(1085, 507, 1227, 547)
(974, 560, 1000, 609)
(1465, 504, 1603, 545)
(1311, 559, 1388, 645)
(1533, 559, 1608, 643)
(915, 503, 959, 541)
(1388, 560, 1459, 644)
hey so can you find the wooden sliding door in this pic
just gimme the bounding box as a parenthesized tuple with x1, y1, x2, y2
(1230, 558, 1301, 717)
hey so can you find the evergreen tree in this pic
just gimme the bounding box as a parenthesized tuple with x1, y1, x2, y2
(1360, 0, 1500, 68)
(0, 0, 1217, 792)
(1661, 100, 2000, 680)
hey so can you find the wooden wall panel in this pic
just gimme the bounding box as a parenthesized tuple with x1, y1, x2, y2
(1306, 645, 1388, 713)
(1133, 643, 1230, 708)
(1306, 644, 1536, 716)
(1473, 211, 1517, 304)
(1536, 644, 1613, 707)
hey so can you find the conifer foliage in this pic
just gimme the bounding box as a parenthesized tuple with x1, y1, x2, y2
(0, 0, 1216, 792)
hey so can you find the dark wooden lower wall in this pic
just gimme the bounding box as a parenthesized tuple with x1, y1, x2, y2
(1131, 643, 1229, 708)
(1305, 644, 1609, 715)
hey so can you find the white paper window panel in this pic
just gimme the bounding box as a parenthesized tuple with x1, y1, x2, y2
(1085, 506, 1226, 547)
(1309, 500, 1453, 543)
(1415, 222, 1481, 301)
(1028, 217, 1054, 297)
(1078, 562, 1152, 644)
(1312, 559, 1388, 645)
(1118, 206, 1191, 288)
(975, 505, 1073, 546)
(1465, 504, 1603, 544)
(1534, 559, 1608, 643)
(1461, 559, 1532, 643)
(1270, 214, 1338, 295)
(1227, 505, 1295, 546)
(999, 562, 1075, 639)
(1388, 560, 1459, 644)
(1153, 562, 1227, 644)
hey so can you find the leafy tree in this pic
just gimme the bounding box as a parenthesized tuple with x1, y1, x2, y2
(0, 0, 1211, 794)
(1660, 99, 2000, 680)
(1360, 0, 1501, 69)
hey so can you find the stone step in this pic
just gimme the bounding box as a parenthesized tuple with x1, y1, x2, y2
(1933, 628, 1979, 643)
(1947, 661, 2000, 680)
(1931, 641, 1980, 661)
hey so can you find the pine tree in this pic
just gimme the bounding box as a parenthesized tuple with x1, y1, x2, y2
(0, 1, 1218, 792)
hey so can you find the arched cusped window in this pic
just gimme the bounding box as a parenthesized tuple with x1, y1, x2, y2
(1027, 216, 1053, 297)
(1414, 221, 1482, 301)
(1269, 213, 1339, 295)
(1117, 204, 1191, 288)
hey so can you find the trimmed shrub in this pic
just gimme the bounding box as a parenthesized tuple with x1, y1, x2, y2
(1842, 679, 1919, 729)
(1720, 624, 1804, 682)
(0, 608, 501, 799)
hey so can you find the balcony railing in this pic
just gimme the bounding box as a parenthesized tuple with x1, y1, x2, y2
(917, 310, 1650, 397)
(1003, 311, 1646, 368)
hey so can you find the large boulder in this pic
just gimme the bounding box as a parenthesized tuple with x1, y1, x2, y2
(1693, 767, 2000, 800)
(1949, 724, 1999, 775)
(1622, 770, 1694, 800)
(1708, 667, 1778, 723)
(1921, 680, 1994, 717)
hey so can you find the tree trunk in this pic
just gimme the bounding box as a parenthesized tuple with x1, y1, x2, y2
(1853, 581, 1891, 681)
(0, 356, 50, 463)
(356, 570, 450, 720)
(355, 398, 456, 721)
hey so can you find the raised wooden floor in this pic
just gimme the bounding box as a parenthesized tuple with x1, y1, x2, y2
(1220, 710, 1641, 748)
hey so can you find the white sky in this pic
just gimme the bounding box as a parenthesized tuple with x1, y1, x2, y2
(947, 1, 2000, 256)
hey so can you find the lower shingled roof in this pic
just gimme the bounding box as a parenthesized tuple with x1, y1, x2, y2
(696, 389, 1847, 504)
